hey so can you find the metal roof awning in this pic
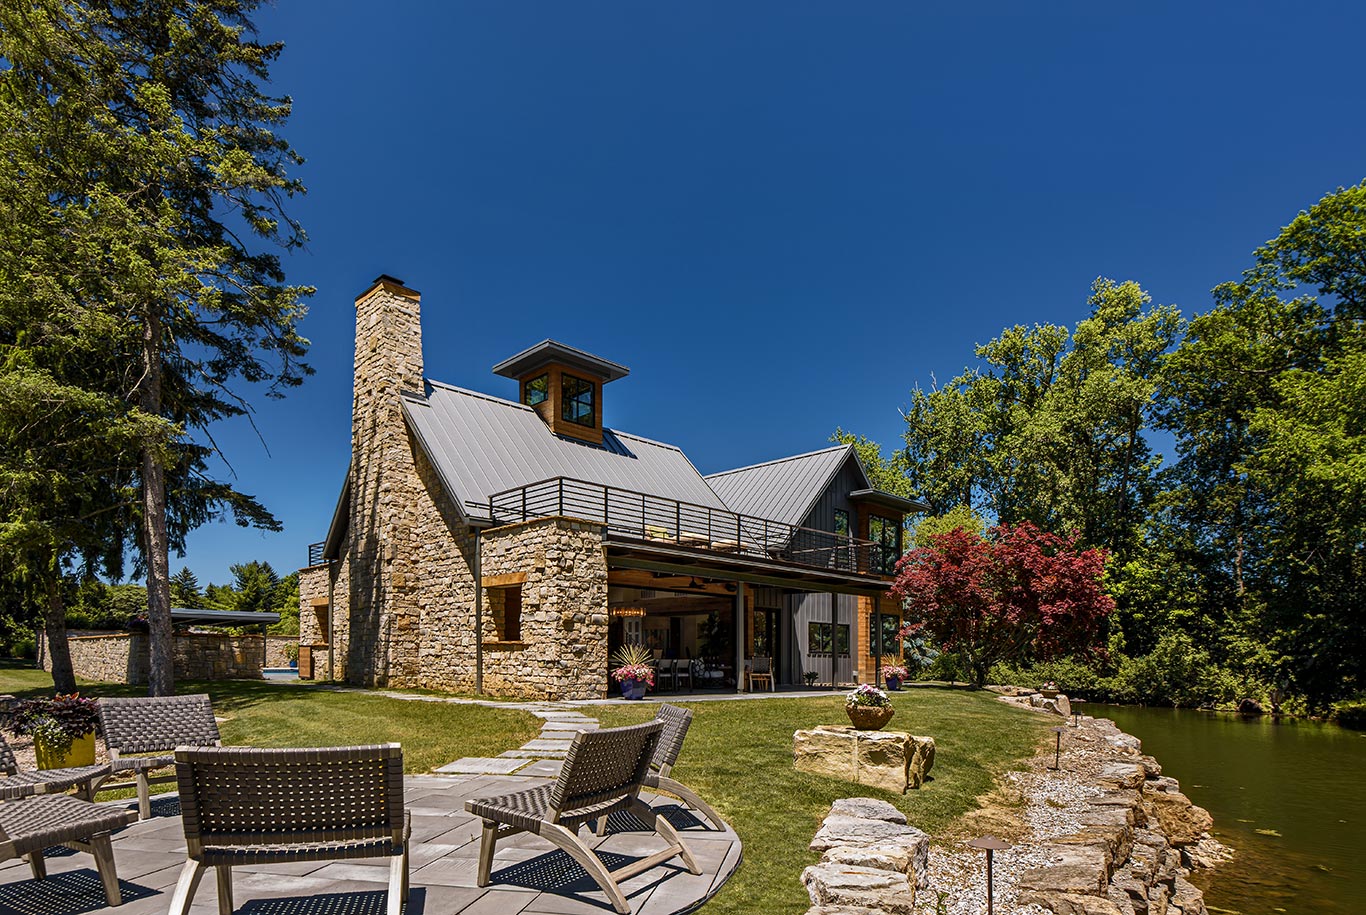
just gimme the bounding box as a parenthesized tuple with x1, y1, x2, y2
(848, 488, 929, 513)
(171, 608, 281, 626)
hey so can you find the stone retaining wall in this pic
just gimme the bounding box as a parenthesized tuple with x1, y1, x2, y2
(40, 631, 287, 684)
(801, 699, 1222, 915)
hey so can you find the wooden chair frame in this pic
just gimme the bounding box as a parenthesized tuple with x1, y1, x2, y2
(467, 721, 699, 915)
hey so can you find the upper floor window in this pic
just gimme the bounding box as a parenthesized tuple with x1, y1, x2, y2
(523, 374, 548, 406)
(561, 374, 595, 426)
(869, 515, 902, 575)
(834, 509, 850, 537)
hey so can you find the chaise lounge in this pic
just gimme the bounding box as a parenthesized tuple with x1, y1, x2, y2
(466, 720, 700, 915)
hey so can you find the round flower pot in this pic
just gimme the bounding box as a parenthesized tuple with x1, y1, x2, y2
(846, 705, 895, 731)
(619, 678, 647, 700)
(886, 675, 902, 691)
(1041, 688, 1060, 699)
(36, 731, 96, 770)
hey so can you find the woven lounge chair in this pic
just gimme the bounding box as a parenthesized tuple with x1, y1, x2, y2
(466, 721, 700, 915)
(0, 733, 111, 801)
(168, 744, 410, 915)
(596, 704, 725, 834)
(98, 694, 221, 819)
(0, 793, 136, 905)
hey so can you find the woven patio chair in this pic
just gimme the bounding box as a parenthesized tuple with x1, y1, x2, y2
(595, 704, 725, 834)
(168, 743, 410, 915)
(0, 793, 136, 905)
(0, 732, 111, 801)
(98, 694, 221, 819)
(465, 720, 700, 915)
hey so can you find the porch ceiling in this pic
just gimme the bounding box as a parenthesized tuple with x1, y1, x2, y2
(604, 537, 895, 598)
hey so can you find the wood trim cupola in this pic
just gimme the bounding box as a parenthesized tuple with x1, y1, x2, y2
(492, 340, 630, 446)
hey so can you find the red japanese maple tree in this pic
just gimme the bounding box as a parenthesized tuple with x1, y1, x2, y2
(890, 522, 1113, 686)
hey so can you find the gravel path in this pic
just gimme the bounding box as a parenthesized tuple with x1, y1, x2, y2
(912, 712, 1111, 915)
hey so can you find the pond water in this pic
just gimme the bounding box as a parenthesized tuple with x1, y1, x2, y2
(1100, 704, 1365, 914)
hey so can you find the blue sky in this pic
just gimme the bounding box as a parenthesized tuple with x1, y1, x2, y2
(175, 1, 1366, 586)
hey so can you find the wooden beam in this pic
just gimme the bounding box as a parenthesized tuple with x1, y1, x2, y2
(607, 568, 735, 596)
(483, 572, 528, 588)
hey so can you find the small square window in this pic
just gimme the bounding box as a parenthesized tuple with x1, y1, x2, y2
(523, 374, 548, 407)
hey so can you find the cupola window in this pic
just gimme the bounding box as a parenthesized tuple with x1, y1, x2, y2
(523, 373, 549, 406)
(561, 374, 595, 427)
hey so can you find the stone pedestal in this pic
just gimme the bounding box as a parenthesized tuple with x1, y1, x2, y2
(793, 726, 936, 794)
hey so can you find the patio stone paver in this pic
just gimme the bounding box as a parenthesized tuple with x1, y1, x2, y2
(436, 757, 532, 775)
(0, 775, 739, 915)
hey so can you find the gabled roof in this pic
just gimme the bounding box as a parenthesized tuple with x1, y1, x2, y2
(492, 339, 631, 383)
(705, 445, 855, 528)
(400, 381, 726, 520)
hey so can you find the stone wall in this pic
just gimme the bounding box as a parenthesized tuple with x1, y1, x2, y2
(42, 631, 277, 684)
(478, 517, 610, 701)
(298, 560, 351, 680)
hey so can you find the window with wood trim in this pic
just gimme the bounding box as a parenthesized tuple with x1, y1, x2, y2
(869, 515, 902, 575)
(560, 373, 595, 426)
(491, 585, 522, 641)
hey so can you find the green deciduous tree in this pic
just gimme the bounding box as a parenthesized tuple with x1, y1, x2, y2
(0, 1, 313, 695)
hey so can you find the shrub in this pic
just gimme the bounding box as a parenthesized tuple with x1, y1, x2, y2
(9, 637, 36, 660)
(1334, 697, 1366, 729)
(5, 694, 101, 756)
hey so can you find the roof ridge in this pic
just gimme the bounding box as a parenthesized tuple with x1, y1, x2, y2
(705, 444, 849, 478)
(424, 378, 688, 454)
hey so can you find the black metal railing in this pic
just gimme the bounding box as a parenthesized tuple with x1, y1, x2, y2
(307, 541, 326, 566)
(488, 476, 892, 577)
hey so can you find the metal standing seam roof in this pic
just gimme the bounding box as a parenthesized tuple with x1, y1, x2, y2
(704, 445, 861, 528)
(400, 380, 729, 520)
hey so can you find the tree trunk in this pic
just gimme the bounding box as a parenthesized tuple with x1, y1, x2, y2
(43, 574, 76, 694)
(139, 305, 174, 697)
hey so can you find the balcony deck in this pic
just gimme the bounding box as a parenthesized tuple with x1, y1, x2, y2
(488, 476, 894, 581)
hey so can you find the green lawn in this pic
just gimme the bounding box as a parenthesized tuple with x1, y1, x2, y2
(595, 688, 1046, 915)
(1, 663, 1044, 914)
(0, 662, 541, 773)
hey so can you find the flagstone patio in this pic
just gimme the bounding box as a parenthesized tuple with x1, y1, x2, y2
(0, 775, 740, 915)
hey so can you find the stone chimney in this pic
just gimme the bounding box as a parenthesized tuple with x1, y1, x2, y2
(348, 275, 424, 687)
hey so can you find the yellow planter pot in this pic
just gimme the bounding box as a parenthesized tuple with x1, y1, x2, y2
(35, 731, 96, 770)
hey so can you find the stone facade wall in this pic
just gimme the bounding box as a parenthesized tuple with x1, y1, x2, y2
(43, 632, 275, 684)
(263, 636, 296, 669)
(298, 560, 352, 680)
(478, 517, 610, 701)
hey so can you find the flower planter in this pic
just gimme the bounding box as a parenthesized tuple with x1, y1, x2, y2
(619, 678, 647, 700)
(1040, 688, 1060, 699)
(846, 705, 895, 731)
(36, 731, 96, 770)
(886, 675, 902, 691)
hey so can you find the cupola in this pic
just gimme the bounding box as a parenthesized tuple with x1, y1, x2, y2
(492, 340, 629, 446)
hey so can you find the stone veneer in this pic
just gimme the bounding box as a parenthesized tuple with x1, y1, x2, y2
(41, 632, 291, 684)
(301, 278, 612, 699)
(477, 517, 609, 701)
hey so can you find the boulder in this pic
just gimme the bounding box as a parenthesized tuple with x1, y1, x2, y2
(1170, 877, 1207, 915)
(1029, 692, 1073, 717)
(830, 797, 907, 825)
(1098, 762, 1147, 790)
(804, 908, 895, 915)
(1181, 836, 1232, 870)
(810, 814, 923, 852)
(801, 863, 916, 914)
(1143, 790, 1213, 847)
(821, 834, 930, 889)
(1017, 844, 1111, 897)
(1087, 789, 1148, 827)
(794, 727, 934, 794)
(1018, 890, 1126, 915)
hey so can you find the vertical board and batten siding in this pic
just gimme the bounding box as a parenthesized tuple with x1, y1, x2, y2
(797, 457, 865, 536)
(789, 591, 858, 685)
